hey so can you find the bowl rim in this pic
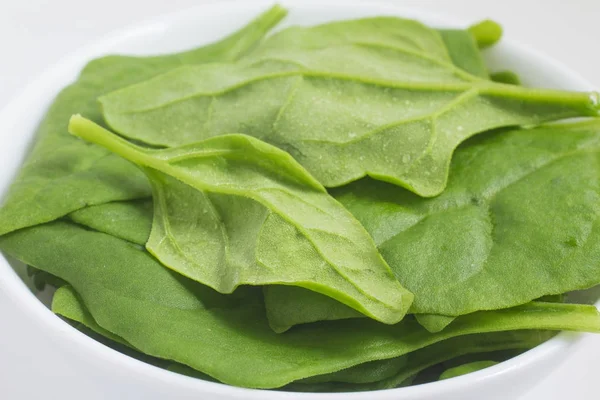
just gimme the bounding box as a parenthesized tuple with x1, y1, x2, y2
(0, 0, 597, 398)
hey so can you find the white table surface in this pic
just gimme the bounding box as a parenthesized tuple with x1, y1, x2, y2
(0, 0, 599, 398)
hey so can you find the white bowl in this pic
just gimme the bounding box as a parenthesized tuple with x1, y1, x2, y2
(0, 1, 597, 399)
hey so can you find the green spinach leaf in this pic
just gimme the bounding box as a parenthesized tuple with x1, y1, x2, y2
(100, 17, 598, 196)
(289, 330, 553, 391)
(265, 120, 600, 328)
(415, 314, 457, 333)
(438, 28, 489, 78)
(53, 285, 130, 347)
(69, 115, 412, 325)
(0, 5, 286, 236)
(69, 199, 153, 245)
(338, 120, 600, 316)
(2, 221, 598, 389)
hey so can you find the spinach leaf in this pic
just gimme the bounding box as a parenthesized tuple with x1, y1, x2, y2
(439, 360, 498, 380)
(415, 314, 457, 333)
(53, 285, 192, 373)
(289, 330, 553, 391)
(0, 5, 286, 236)
(2, 221, 598, 389)
(53, 285, 130, 347)
(69, 199, 153, 245)
(264, 119, 600, 328)
(69, 115, 412, 325)
(100, 17, 599, 196)
(338, 120, 600, 316)
(438, 28, 489, 77)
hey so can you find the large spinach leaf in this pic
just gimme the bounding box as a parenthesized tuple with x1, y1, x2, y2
(68, 116, 412, 325)
(1, 221, 598, 388)
(339, 120, 600, 315)
(0, 5, 286, 236)
(55, 284, 551, 391)
(264, 120, 600, 329)
(290, 330, 552, 391)
(100, 17, 599, 196)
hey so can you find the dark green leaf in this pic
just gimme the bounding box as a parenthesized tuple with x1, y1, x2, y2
(289, 330, 553, 391)
(265, 120, 600, 328)
(2, 222, 598, 388)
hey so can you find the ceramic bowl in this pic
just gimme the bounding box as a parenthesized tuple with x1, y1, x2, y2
(0, 1, 597, 399)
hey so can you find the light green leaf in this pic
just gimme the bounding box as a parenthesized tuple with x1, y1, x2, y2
(438, 28, 489, 78)
(0, 5, 286, 236)
(100, 17, 598, 196)
(2, 221, 599, 388)
(69, 116, 412, 325)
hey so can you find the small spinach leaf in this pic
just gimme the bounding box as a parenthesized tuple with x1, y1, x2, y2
(438, 28, 489, 77)
(415, 314, 457, 333)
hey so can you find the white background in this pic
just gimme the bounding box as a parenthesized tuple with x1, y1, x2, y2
(1, 0, 599, 398)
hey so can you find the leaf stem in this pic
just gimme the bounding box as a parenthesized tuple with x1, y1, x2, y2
(69, 115, 155, 169)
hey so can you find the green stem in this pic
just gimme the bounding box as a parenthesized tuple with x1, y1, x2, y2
(69, 115, 156, 169)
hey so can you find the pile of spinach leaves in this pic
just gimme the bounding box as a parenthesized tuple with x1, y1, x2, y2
(2, 4, 600, 391)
